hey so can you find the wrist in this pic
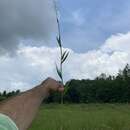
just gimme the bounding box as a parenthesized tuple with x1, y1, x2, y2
(31, 83, 49, 100)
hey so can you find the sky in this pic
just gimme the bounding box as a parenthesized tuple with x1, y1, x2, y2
(0, 0, 130, 91)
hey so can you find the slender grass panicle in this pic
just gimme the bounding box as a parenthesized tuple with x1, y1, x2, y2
(54, 0, 69, 104)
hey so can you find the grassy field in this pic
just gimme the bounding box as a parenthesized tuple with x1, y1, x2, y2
(29, 104, 130, 130)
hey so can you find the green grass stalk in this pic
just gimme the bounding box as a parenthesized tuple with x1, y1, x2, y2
(54, 0, 69, 104)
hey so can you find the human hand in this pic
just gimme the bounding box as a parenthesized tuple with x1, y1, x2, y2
(41, 77, 64, 93)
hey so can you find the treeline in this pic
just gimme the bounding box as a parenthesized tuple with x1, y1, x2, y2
(0, 64, 130, 103)
(0, 90, 20, 101)
(46, 64, 130, 103)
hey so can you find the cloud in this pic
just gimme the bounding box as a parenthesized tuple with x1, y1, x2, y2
(0, 32, 130, 92)
(0, 0, 57, 54)
(101, 32, 130, 53)
(0, 45, 59, 92)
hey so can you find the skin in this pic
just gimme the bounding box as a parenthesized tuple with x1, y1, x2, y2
(0, 77, 64, 130)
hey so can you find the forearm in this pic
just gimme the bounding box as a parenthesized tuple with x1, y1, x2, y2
(0, 84, 49, 130)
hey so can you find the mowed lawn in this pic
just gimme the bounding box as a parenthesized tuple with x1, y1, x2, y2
(29, 104, 130, 130)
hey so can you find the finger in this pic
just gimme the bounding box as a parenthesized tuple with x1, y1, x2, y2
(58, 87, 64, 92)
(57, 84, 64, 92)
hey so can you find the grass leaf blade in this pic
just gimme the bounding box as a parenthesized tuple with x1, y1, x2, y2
(56, 64, 62, 80)
(62, 51, 67, 60)
(56, 36, 62, 48)
(62, 52, 69, 64)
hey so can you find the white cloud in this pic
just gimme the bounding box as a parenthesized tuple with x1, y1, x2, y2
(101, 32, 130, 53)
(0, 32, 130, 92)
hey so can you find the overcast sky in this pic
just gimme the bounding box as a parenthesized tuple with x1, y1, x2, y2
(0, 0, 130, 91)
